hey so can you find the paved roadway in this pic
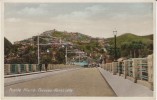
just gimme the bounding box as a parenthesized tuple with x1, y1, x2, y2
(4, 67, 116, 96)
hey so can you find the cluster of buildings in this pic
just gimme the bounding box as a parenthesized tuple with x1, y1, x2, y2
(5, 29, 110, 65)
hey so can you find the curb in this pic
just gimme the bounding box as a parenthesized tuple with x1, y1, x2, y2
(4, 68, 75, 78)
(97, 67, 117, 96)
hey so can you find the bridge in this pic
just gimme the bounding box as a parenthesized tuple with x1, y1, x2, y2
(4, 54, 153, 97)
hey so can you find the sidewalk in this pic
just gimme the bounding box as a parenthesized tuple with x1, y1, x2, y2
(98, 67, 153, 97)
(5, 68, 81, 87)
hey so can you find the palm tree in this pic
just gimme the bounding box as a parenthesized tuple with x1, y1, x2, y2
(128, 42, 134, 58)
(121, 42, 130, 57)
(132, 41, 138, 58)
(137, 41, 144, 57)
(129, 41, 145, 58)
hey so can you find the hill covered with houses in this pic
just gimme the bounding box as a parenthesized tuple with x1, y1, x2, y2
(4, 29, 153, 64)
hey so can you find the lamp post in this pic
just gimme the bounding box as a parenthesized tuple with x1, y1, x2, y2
(113, 29, 117, 62)
(112, 29, 119, 75)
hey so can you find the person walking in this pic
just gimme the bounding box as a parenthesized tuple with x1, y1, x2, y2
(39, 63, 42, 72)
(45, 63, 48, 71)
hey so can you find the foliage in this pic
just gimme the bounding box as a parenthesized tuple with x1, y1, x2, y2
(106, 46, 121, 60)
(5, 31, 153, 64)
(109, 33, 153, 48)
(4, 37, 12, 55)
(107, 33, 153, 58)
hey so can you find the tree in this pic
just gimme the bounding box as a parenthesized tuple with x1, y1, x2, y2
(120, 41, 145, 58)
(56, 48, 65, 64)
(121, 42, 130, 57)
(4, 37, 12, 55)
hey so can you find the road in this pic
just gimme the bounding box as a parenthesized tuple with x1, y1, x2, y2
(4, 67, 116, 96)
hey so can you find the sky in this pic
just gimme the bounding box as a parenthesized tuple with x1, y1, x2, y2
(4, 3, 153, 43)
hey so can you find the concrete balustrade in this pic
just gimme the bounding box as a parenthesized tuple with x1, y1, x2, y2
(102, 64, 105, 69)
(50, 65, 53, 69)
(102, 64, 104, 69)
(120, 62, 125, 78)
(54, 65, 56, 69)
(48, 64, 51, 70)
(136, 55, 153, 90)
(147, 54, 153, 83)
(105, 64, 107, 70)
(47, 64, 49, 70)
(25, 64, 29, 73)
(112, 62, 118, 75)
(104, 64, 107, 70)
(42, 64, 45, 71)
(4, 64, 10, 75)
(4, 64, 80, 75)
(122, 60, 129, 79)
(102, 54, 153, 90)
(32, 64, 36, 72)
(132, 58, 141, 82)
(106, 63, 109, 71)
(117, 62, 123, 76)
(52, 64, 55, 69)
(108, 63, 111, 71)
(17, 64, 21, 74)
(109, 63, 112, 72)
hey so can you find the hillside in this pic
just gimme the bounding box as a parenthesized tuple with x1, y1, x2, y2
(41, 29, 92, 43)
(4, 37, 13, 55)
(5, 30, 153, 64)
(5, 29, 105, 64)
(140, 34, 153, 40)
(108, 33, 153, 48)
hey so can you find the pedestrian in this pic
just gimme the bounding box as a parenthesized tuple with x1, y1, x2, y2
(39, 64, 42, 72)
(45, 63, 48, 71)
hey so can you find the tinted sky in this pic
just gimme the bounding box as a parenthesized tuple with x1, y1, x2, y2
(4, 3, 153, 43)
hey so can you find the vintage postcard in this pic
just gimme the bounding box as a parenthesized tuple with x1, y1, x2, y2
(1, 0, 156, 100)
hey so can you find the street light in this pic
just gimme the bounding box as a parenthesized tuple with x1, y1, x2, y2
(113, 29, 117, 62)
(47, 49, 49, 53)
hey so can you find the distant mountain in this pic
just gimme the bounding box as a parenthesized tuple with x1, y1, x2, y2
(140, 34, 153, 40)
(4, 37, 12, 55)
(107, 33, 153, 47)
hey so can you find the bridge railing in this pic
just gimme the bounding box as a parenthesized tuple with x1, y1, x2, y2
(4, 64, 80, 75)
(101, 54, 153, 90)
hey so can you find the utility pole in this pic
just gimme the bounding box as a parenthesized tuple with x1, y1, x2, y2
(38, 34, 40, 65)
(60, 37, 61, 44)
(65, 46, 67, 64)
(79, 53, 80, 62)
